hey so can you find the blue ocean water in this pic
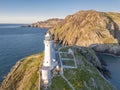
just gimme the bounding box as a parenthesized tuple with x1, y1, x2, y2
(97, 53, 120, 90)
(0, 24, 48, 83)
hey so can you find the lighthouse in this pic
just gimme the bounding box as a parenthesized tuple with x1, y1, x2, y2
(42, 31, 57, 85)
(43, 31, 54, 68)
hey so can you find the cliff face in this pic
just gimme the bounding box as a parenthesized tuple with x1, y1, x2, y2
(28, 18, 63, 28)
(0, 53, 43, 90)
(0, 47, 114, 90)
(50, 10, 120, 47)
(91, 44, 120, 56)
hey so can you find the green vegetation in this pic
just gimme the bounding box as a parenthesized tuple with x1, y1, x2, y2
(62, 60, 75, 66)
(49, 46, 114, 90)
(60, 53, 74, 59)
(63, 47, 114, 90)
(49, 75, 72, 90)
(0, 53, 44, 90)
(64, 67, 113, 90)
(59, 47, 70, 52)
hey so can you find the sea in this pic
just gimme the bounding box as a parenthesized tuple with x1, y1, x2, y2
(0, 24, 120, 89)
(97, 53, 120, 90)
(0, 24, 48, 83)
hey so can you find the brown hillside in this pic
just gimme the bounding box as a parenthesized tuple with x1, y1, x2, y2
(50, 10, 120, 47)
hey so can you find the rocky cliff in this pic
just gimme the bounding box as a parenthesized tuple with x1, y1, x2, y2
(0, 47, 114, 90)
(0, 53, 43, 90)
(50, 10, 120, 47)
(28, 18, 63, 28)
(90, 44, 120, 56)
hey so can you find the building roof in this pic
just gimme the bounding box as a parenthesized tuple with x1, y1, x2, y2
(45, 31, 53, 41)
(45, 31, 51, 36)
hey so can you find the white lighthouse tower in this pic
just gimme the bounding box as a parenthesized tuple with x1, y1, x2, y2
(43, 31, 53, 68)
(42, 31, 57, 85)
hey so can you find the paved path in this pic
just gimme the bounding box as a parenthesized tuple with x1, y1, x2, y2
(58, 51, 64, 74)
(72, 51, 77, 68)
(60, 74, 75, 90)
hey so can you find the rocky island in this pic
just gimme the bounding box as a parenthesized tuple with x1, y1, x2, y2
(28, 18, 63, 28)
(1, 10, 120, 90)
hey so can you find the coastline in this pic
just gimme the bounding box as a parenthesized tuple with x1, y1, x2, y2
(0, 47, 115, 89)
(27, 25, 50, 29)
(95, 52, 120, 58)
(96, 51, 120, 90)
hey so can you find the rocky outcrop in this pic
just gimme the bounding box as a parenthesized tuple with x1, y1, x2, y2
(90, 44, 120, 56)
(28, 18, 63, 28)
(50, 10, 120, 46)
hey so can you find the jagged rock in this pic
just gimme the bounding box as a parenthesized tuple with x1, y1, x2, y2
(91, 44, 120, 56)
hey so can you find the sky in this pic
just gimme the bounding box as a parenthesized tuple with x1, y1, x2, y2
(0, 0, 120, 24)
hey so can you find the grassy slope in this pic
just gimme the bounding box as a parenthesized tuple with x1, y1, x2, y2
(0, 53, 43, 90)
(49, 46, 114, 90)
(49, 75, 72, 90)
(64, 48, 113, 90)
(0, 46, 114, 90)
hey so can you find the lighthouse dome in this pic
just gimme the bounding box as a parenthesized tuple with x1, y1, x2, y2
(45, 31, 52, 41)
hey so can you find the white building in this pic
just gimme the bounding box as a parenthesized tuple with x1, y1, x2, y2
(42, 31, 57, 85)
